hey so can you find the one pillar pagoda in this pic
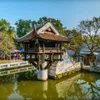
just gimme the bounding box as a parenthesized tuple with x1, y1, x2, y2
(16, 22, 69, 80)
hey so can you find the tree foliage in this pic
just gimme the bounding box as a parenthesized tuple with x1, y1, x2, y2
(64, 29, 84, 55)
(15, 19, 35, 37)
(0, 19, 15, 39)
(0, 19, 15, 54)
(78, 17, 100, 55)
(0, 32, 15, 52)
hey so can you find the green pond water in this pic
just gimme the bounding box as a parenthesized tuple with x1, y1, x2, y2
(0, 72, 100, 100)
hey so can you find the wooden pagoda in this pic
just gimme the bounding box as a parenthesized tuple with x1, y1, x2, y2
(16, 22, 69, 69)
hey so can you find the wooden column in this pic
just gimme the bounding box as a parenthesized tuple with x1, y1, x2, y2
(60, 43, 62, 51)
(57, 43, 59, 52)
(27, 43, 28, 53)
(50, 53, 53, 62)
(37, 54, 41, 69)
(33, 41, 35, 52)
(35, 39, 39, 52)
(43, 43, 45, 52)
(30, 54, 32, 60)
(60, 53, 62, 61)
(38, 43, 40, 52)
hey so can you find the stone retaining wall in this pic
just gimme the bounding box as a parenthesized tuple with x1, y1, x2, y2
(48, 52, 81, 79)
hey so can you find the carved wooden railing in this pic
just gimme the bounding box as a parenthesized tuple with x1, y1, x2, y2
(26, 47, 63, 53)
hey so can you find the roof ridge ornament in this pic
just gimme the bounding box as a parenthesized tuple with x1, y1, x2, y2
(32, 23, 36, 32)
(41, 19, 45, 25)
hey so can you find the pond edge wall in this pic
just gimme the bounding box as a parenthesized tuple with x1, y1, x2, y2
(48, 52, 81, 79)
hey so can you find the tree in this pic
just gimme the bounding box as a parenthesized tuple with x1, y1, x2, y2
(0, 19, 15, 39)
(0, 32, 15, 52)
(78, 17, 100, 62)
(67, 73, 100, 99)
(0, 19, 15, 56)
(15, 19, 35, 37)
(63, 29, 84, 56)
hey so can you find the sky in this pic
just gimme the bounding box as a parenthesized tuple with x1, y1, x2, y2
(0, 0, 100, 29)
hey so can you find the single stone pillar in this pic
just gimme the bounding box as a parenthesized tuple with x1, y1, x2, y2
(37, 69, 48, 81)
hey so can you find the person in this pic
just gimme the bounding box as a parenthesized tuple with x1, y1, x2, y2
(14, 53, 16, 60)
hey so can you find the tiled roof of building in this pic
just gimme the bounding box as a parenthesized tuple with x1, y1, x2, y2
(39, 32, 69, 42)
(16, 22, 69, 42)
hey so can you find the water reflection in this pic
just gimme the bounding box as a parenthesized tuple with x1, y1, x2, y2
(0, 82, 13, 99)
(0, 72, 100, 100)
(8, 81, 24, 100)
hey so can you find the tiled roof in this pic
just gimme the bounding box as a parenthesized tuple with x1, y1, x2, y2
(16, 22, 69, 42)
(39, 32, 69, 42)
(17, 30, 37, 42)
(17, 31, 69, 42)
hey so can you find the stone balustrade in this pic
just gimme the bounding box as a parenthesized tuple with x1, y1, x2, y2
(90, 66, 100, 72)
(0, 61, 30, 70)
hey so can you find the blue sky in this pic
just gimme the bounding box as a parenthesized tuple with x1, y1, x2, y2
(0, 0, 100, 29)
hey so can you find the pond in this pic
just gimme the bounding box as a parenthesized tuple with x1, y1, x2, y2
(0, 72, 100, 100)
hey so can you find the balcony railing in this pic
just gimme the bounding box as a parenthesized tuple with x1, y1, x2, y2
(25, 47, 63, 53)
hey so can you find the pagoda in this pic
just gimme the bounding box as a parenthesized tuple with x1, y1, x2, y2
(16, 22, 69, 80)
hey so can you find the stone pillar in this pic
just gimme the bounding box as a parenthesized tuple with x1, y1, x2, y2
(37, 69, 48, 81)
(37, 53, 48, 81)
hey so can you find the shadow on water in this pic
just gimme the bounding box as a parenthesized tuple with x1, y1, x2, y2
(0, 72, 100, 100)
